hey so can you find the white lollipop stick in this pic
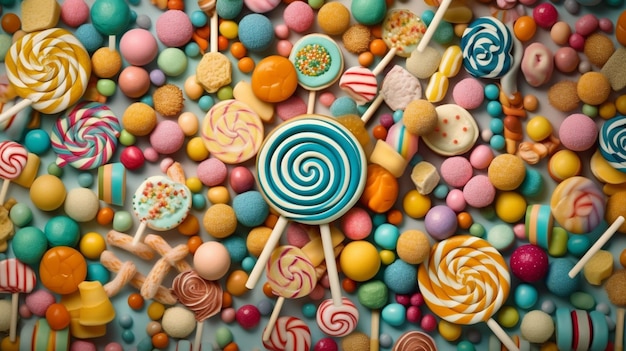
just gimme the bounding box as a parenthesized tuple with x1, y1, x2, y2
(0, 99, 32, 124)
(0, 179, 11, 205)
(568, 216, 625, 278)
(193, 321, 204, 351)
(262, 296, 285, 341)
(210, 10, 218, 53)
(307, 90, 316, 114)
(370, 310, 380, 351)
(320, 224, 342, 306)
(246, 216, 288, 289)
(487, 318, 519, 351)
(108, 35, 116, 51)
(131, 221, 148, 246)
(360, 94, 384, 124)
(372, 47, 397, 76)
(616, 308, 625, 351)
(417, 0, 453, 53)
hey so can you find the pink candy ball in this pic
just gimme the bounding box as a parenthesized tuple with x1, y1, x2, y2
(235, 304, 261, 329)
(559, 113, 598, 152)
(120, 28, 158, 66)
(156, 10, 193, 47)
(197, 158, 228, 186)
(532, 3, 558, 29)
(445, 189, 466, 212)
(276, 39, 293, 57)
(469, 144, 494, 170)
(19, 304, 32, 318)
(71, 341, 97, 351)
(314, 337, 339, 351)
(60, 0, 89, 27)
(286, 223, 311, 247)
(420, 314, 437, 332)
(283, 1, 314, 33)
(514, 223, 526, 240)
(309, 284, 326, 300)
(598, 18, 613, 33)
(120, 145, 145, 170)
(143, 147, 159, 162)
(230, 166, 255, 193)
(274, 24, 290, 39)
(396, 294, 410, 306)
(509, 244, 549, 282)
(554, 47, 580, 73)
(406, 305, 422, 323)
(193, 241, 231, 280)
(575, 14, 599, 37)
(569, 32, 586, 51)
(25, 289, 55, 316)
(410, 293, 424, 306)
(149, 120, 185, 154)
(440, 156, 473, 188)
(104, 343, 124, 351)
(463, 175, 496, 208)
(221, 307, 236, 323)
(452, 78, 485, 110)
(341, 207, 373, 240)
(118, 66, 151, 98)
(319, 92, 336, 107)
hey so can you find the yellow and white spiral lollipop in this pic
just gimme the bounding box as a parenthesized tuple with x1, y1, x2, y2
(3, 28, 91, 120)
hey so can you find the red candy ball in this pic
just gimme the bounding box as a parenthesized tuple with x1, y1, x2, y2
(120, 146, 145, 170)
(509, 244, 549, 282)
(420, 313, 437, 332)
(314, 337, 338, 351)
(532, 3, 558, 29)
(229, 166, 255, 193)
(235, 304, 261, 329)
(406, 305, 422, 323)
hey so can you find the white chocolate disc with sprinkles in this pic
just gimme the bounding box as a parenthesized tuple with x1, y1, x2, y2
(422, 104, 479, 156)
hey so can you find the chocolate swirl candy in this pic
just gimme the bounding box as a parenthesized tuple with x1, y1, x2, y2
(171, 270, 223, 322)
(461, 16, 513, 79)
(256, 115, 367, 225)
(393, 331, 438, 351)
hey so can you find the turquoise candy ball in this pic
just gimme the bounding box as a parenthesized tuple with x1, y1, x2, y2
(518, 167, 543, 198)
(74, 24, 104, 53)
(421, 10, 435, 25)
(330, 96, 358, 117)
(383, 259, 417, 294)
(77, 172, 95, 188)
(484, 84, 500, 100)
(24, 129, 51, 155)
(381, 303, 406, 327)
(545, 258, 581, 297)
(11, 226, 48, 265)
(241, 256, 256, 272)
(567, 234, 591, 257)
(90, 0, 131, 35)
(232, 191, 269, 227)
(221, 236, 247, 264)
(9, 203, 33, 227)
(514, 283, 538, 309)
(87, 262, 111, 285)
(301, 303, 317, 319)
(374, 223, 400, 250)
(433, 21, 455, 45)
(216, 0, 244, 20)
(45, 216, 80, 247)
(136, 337, 153, 351)
(238, 14, 274, 52)
(351, 0, 386, 25)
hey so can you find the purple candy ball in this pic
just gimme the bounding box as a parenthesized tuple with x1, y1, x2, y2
(424, 205, 458, 240)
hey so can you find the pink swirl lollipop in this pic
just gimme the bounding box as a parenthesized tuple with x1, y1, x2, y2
(0, 141, 27, 204)
(339, 66, 378, 105)
(316, 297, 359, 337)
(550, 176, 605, 234)
(263, 316, 311, 351)
(392, 331, 437, 351)
(50, 102, 121, 170)
(172, 270, 223, 351)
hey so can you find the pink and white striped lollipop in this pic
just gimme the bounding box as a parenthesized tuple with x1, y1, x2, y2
(262, 316, 311, 351)
(0, 141, 27, 204)
(0, 258, 37, 342)
(316, 297, 359, 337)
(50, 101, 121, 170)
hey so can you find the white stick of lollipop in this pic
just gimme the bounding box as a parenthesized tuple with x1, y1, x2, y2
(568, 216, 625, 278)
(416, 0, 453, 53)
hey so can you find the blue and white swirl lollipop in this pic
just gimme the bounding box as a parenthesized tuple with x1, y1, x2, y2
(461, 16, 513, 79)
(247, 115, 367, 307)
(599, 115, 626, 173)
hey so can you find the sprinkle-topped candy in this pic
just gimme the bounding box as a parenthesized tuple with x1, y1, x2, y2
(132, 175, 192, 231)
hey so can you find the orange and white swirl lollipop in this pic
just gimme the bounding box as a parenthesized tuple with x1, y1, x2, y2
(417, 235, 519, 351)
(2, 28, 91, 122)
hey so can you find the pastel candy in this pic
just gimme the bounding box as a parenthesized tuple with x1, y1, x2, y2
(598, 115, 626, 173)
(382, 9, 426, 57)
(425, 71, 449, 103)
(521, 42, 553, 87)
(421, 104, 479, 156)
(244, 0, 280, 13)
(550, 176, 605, 234)
(132, 175, 192, 231)
(98, 163, 126, 206)
(406, 45, 441, 79)
(339, 66, 377, 105)
(263, 316, 311, 351)
(315, 297, 359, 337)
(439, 45, 463, 78)
(461, 16, 513, 79)
(289, 34, 344, 91)
(266, 246, 316, 298)
(380, 65, 422, 111)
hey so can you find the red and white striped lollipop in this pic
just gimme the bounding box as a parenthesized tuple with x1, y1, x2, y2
(0, 258, 37, 342)
(0, 141, 27, 204)
(262, 316, 311, 351)
(316, 297, 359, 337)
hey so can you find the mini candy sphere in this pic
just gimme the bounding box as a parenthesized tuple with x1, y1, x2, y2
(520, 310, 554, 343)
(497, 306, 519, 328)
(238, 14, 274, 52)
(546, 258, 580, 297)
(424, 205, 457, 240)
(219, 20, 239, 39)
(120, 146, 145, 170)
(162, 306, 195, 338)
(532, 3, 558, 29)
(10, 203, 33, 227)
(439, 320, 462, 341)
(510, 244, 549, 282)
(403, 190, 431, 219)
(232, 191, 269, 227)
(25, 289, 56, 316)
(86, 262, 110, 285)
(208, 186, 230, 204)
(90, 0, 130, 36)
(119, 66, 151, 98)
(284, 1, 314, 33)
(193, 241, 231, 281)
(381, 303, 406, 327)
(25, 129, 51, 154)
(91, 48, 122, 78)
(374, 223, 400, 250)
(235, 304, 261, 329)
(226, 270, 249, 296)
(156, 10, 193, 47)
(548, 149, 581, 182)
(314, 337, 339, 351)
(554, 47, 579, 73)
(157, 48, 188, 77)
(186, 137, 209, 162)
(514, 16, 537, 41)
(112, 211, 133, 232)
(383, 259, 417, 294)
(420, 314, 437, 332)
(45, 216, 80, 247)
(340, 240, 380, 281)
(341, 207, 372, 240)
(396, 230, 430, 264)
(526, 115, 552, 142)
(197, 158, 228, 186)
(178, 112, 199, 136)
(46, 303, 71, 330)
(488, 154, 526, 191)
(559, 113, 597, 151)
(119, 28, 158, 66)
(64, 188, 99, 223)
(494, 191, 526, 223)
(30, 175, 66, 211)
(514, 283, 538, 309)
(12, 227, 47, 265)
(80, 232, 107, 260)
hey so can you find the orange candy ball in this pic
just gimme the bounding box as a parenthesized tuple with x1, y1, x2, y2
(218, 36, 229, 51)
(1, 13, 21, 34)
(230, 42, 247, 59)
(152, 332, 169, 349)
(387, 209, 403, 226)
(342, 278, 357, 293)
(96, 207, 114, 225)
(187, 236, 203, 254)
(238, 57, 255, 73)
(39, 246, 87, 295)
(223, 342, 239, 351)
(262, 282, 276, 298)
(513, 16, 537, 41)
(128, 293, 145, 310)
(620, 249, 626, 268)
(372, 125, 388, 140)
(369, 39, 388, 56)
(226, 270, 249, 296)
(358, 51, 374, 67)
(178, 214, 200, 236)
(45, 303, 71, 330)
(222, 291, 233, 308)
(457, 212, 473, 229)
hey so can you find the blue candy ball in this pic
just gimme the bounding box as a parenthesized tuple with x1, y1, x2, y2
(383, 259, 417, 294)
(45, 216, 80, 247)
(514, 283, 538, 309)
(567, 235, 591, 257)
(545, 259, 580, 297)
(374, 223, 400, 250)
(86, 263, 111, 285)
(518, 167, 543, 198)
(221, 236, 247, 264)
(257, 299, 274, 316)
(12, 227, 47, 265)
(77, 172, 95, 188)
(232, 191, 269, 227)
(330, 96, 358, 117)
(74, 24, 105, 53)
(216, 0, 243, 19)
(381, 303, 406, 327)
(24, 129, 51, 154)
(90, 0, 131, 36)
(238, 14, 274, 52)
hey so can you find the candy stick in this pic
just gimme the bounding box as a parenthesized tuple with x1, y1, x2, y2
(0, 100, 32, 124)
(263, 296, 286, 342)
(486, 319, 519, 351)
(371, 310, 380, 351)
(616, 308, 625, 351)
(416, 0, 453, 53)
(320, 224, 342, 306)
(0, 141, 28, 205)
(245, 216, 287, 289)
(0, 258, 37, 342)
(209, 3, 218, 53)
(568, 216, 625, 278)
(360, 95, 384, 124)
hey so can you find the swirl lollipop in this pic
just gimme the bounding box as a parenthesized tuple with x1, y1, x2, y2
(417, 235, 519, 351)
(50, 102, 121, 170)
(172, 270, 223, 351)
(316, 297, 359, 337)
(263, 246, 317, 341)
(599, 115, 626, 173)
(0, 141, 28, 205)
(289, 34, 344, 114)
(461, 16, 514, 79)
(262, 316, 311, 351)
(201, 99, 264, 164)
(0, 258, 36, 342)
(1, 28, 91, 122)
(392, 331, 437, 351)
(246, 115, 367, 310)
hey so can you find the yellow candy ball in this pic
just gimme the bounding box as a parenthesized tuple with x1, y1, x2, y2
(219, 21, 238, 39)
(497, 306, 520, 328)
(30, 175, 66, 211)
(548, 149, 581, 182)
(495, 191, 527, 223)
(186, 177, 203, 193)
(1, 336, 19, 351)
(207, 186, 230, 204)
(79, 232, 107, 260)
(616, 94, 626, 114)
(184, 75, 204, 100)
(526, 115, 552, 141)
(540, 342, 560, 351)
(186, 137, 210, 162)
(147, 302, 165, 320)
(438, 320, 462, 342)
(339, 241, 380, 282)
(379, 250, 395, 265)
(599, 101, 616, 119)
(402, 190, 431, 219)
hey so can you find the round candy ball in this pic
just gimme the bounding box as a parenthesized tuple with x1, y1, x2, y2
(60, 0, 90, 27)
(341, 207, 372, 241)
(229, 166, 255, 193)
(25, 289, 56, 316)
(193, 241, 231, 281)
(45, 216, 80, 247)
(149, 120, 185, 155)
(510, 244, 549, 282)
(203, 204, 237, 239)
(396, 229, 430, 264)
(118, 66, 150, 98)
(232, 191, 269, 227)
(514, 283, 538, 309)
(283, 1, 314, 33)
(161, 306, 196, 338)
(156, 10, 193, 47)
(119, 28, 158, 66)
(12, 227, 48, 265)
(488, 154, 526, 191)
(30, 175, 66, 211)
(520, 310, 554, 343)
(197, 158, 228, 187)
(440, 156, 473, 188)
(39, 246, 87, 295)
(64, 188, 99, 222)
(559, 113, 598, 152)
(452, 78, 485, 110)
(383, 259, 418, 294)
(90, 0, 130, 35)
(424, 205, 457, 240)
(235, 304, 261, 329)
(545, 258, 580, 297)
(238, 14, 274, 52)
(339, 240, 380, 281)
(403, 99, 438, 136)
(317, 2, 351, 35)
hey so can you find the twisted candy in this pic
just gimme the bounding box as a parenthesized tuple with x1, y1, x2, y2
(0, 141, 27, 180)
(550, 176, 605, 234)
(599, 115, 626, 173)
(262, 316, 311, 351)
(257, 116, 367, 225)
(172, 270, 223, 322)
(392, 331, 438, 351)
(315, 297, 359, 337)
(5, 28, 91, 114)
(266, 246, 316, 299)
(461, 17, 513, 79)
(51, 102, 121, 170)
(417, 235, 510, 325)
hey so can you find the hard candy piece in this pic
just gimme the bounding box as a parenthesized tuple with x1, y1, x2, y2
(583, 250, 613, 285)
(21, 0, 61, 32)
